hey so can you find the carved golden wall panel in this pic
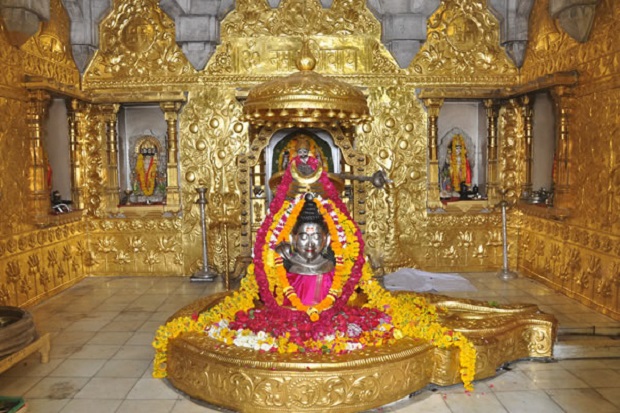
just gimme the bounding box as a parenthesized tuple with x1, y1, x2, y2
(0, 97, 31, 238)
(517, 0, 620, 319)
(221, 0, 380, 39)
(86, 218, 183, 276)
(0, 222, 87, 307)
(0, 21, 23, 89)
(519, 216, 620, 320)
(19, 0, 80, 87)
(76, 0, 527, 277)
(208, 0, 398, 76)
(521, 0, 620, 84)
(361, 86, 427, 270)
(498, 103, 526, 204)
(83, 0, 196, 89)
(422, 214, 509, 272)
(409, 0, 517, 86)
(178, 87, 247, 275)
(205, 36, 399, 76)
(80, 105, 108, 218)
(568, 87, 620, 234)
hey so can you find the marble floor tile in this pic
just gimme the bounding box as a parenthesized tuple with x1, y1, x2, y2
(391, 393, 452, 413)
(522, 368, 589, 389)
(3, 355, 63, 377)
(95, 359, 151, 378)
(567, 368, 620, 388)
(0, 375, 43, 396)
(170, 398, 229, 412)
(24, 398, 70, 413)
(24, 377, 89, 399)
(546, 388, 620, 413)
(125, 378, 182, 400)
(116, 399, 177, 413)
(112, 344, 155, 360)
(67, 344, 121, 359)
(73, 377, 139, 399)
(48, 358, 107, 377)
(87, 330, 134, 345)
(58, 398, 123, 413)
(442, 391, 508, 413)
(494, 390, 564, 413)
(483, 369, 539, 392)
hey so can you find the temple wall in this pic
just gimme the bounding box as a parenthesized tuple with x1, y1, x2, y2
(0, 0, 88, 307)
(518, 0, 620, 319)
(0, 0, 618, 321)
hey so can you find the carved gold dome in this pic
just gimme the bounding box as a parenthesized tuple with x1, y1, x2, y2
(242, 42, 371, 127)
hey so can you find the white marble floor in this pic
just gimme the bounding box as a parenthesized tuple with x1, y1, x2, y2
(2, 273, 620, 413)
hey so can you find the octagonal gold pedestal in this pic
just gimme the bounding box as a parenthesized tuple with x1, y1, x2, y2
(165, 293, 557, 413)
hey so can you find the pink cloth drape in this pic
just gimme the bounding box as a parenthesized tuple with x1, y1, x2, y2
(284, 270, 335, 306)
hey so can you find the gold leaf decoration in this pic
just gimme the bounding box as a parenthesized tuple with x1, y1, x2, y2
(409, 0, 517, 84)
(84, 0, 194, 85)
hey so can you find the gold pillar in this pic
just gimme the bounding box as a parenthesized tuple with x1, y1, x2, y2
(485, 99, 500, 206)
(520, 95, 534, 200)
(101, 104, 120, 214)
(160, 102, 182, 212)
(551, 86, 574, 210)
(67, 99, 85, 210)
(423, 98, 444, 210)
(27, 90, 51, 226)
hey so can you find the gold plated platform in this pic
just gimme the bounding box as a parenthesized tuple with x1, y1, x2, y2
(164, 293, 557, 413)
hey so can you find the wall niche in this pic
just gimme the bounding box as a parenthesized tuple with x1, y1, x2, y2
(117, 104, 168, 205)
(437, 101, 488, 201)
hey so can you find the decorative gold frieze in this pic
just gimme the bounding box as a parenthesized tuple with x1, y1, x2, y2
(19, 0, 80, 87)
(221, 0, 380, 39)
(0, 222, 86, 307)
(519, 215, 620, 320)
(83, 0, 195, 88)
(87, 218, 183, 276)
(208, 0, 397, 76)
(410, 0, 518, 86)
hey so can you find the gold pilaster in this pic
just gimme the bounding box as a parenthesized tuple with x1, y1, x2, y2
(67, 99, 85, 210)
(423, 98, 444, 210)
(485, 99, 499, 205)
(27, 90, 51, 226)
(160, 102, 183, 212)
(101, 104, 120, 214)
(520, 95, 534, 199)
(550, 86, 574, 210)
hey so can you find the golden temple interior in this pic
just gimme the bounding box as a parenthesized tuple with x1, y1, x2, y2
(1, 0, 620, 409)
(1, 0, 617, 319)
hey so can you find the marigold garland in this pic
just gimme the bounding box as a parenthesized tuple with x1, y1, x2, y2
(136, 154, 157, 196)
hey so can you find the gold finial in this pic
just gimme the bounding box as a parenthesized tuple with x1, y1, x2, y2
(296, 38, 316, 72)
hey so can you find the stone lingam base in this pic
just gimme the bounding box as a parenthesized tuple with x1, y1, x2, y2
(164, 293, 557, 413)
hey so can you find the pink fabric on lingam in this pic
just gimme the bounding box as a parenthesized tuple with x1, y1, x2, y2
(285, 270, 335, 306)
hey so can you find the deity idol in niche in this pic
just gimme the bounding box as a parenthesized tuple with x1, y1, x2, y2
(134, 139, 159, 197)
(449, 134, 471, 196)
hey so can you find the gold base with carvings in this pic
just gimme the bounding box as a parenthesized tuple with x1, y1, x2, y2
(165, 294, 557, 413)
